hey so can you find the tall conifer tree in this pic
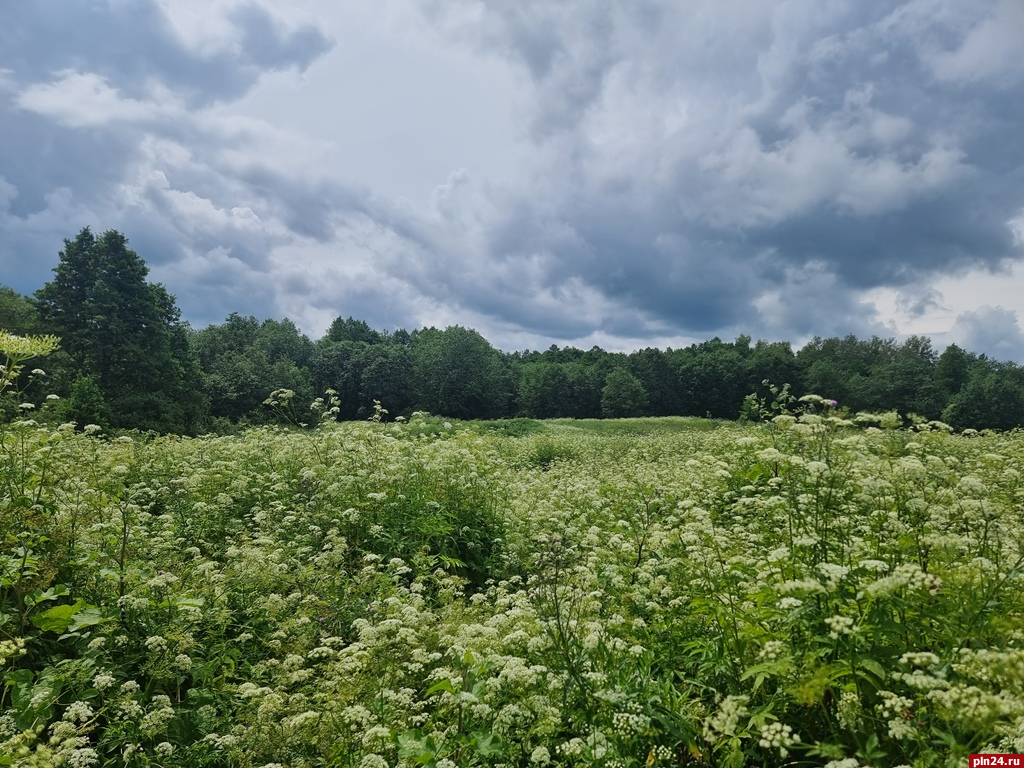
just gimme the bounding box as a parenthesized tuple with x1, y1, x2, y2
(35, 228, 206, 433)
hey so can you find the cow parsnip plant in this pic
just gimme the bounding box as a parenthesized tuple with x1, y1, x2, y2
(2, 385, 1024, 767)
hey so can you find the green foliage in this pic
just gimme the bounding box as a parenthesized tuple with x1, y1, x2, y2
(411, 326, 510, 420)
(517, 362, 573, 418)
(191, 313, 316, 423)
(471, 417, 547, 437)
(358, 343, 414, 416)
(670, 337, 748, 418)
(15, 243, 1024, 434)
(57, 373, 108, 429)
(942, 363, 1024, 431)
(549, 416, 722, 434)
(326, 316, 385, 345)
(0, 287, 40, 337)
(798, 335, 950, 420)
(935, 343, 976, 396)
(628, 347, 683, 416)
(3, 400, 1024, 764)
(34, 228, 206, 433)
(600, 368, 648, 418)
(0, 331, 60, 397)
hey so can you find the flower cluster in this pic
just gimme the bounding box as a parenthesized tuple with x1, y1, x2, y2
(4, 402, 1024, 766)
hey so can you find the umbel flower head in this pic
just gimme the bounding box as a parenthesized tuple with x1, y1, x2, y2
(0, 330, 60, 361)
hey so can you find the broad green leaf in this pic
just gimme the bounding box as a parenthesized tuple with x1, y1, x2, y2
(425, 679, 456, 696)
(472, 731, 503, 756)
(30, 600, 85, 633)
(855, 657, 888, 684)
(8, 668, 61, 730)
(66, 606, 111, 632)
(395, 731, 436, 763)
(24, 584, 69, 608)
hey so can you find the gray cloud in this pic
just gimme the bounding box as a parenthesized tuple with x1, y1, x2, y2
(2, 0, 1024, 360)
(400, 0, 1024, 349)
(0, 2, 331, 107)
(0, 0, 343, 328)
(948, 306, 1024, 362)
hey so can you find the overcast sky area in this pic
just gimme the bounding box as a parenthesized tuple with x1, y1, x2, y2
(2, 1, 1024, 358)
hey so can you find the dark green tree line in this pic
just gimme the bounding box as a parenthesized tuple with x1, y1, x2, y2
(7, 227, 1024, 433)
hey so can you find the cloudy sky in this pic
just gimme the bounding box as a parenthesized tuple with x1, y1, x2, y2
(2, 1, 1024, 358)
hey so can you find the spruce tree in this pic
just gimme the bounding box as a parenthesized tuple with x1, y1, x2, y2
(35, 228, 206, 433)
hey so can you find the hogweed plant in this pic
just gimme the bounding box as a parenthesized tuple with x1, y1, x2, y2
(4, 376, 1024, 766)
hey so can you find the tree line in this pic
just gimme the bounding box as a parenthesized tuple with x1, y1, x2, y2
(3, 227, 1024, 434)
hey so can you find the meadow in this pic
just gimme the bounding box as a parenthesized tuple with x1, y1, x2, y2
(3, 394, 1024, 767)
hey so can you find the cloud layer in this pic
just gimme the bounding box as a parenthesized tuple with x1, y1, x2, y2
(2, 0, 1024, 358)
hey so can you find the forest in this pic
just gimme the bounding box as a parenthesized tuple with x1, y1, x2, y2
(3, 228, 1023, 435)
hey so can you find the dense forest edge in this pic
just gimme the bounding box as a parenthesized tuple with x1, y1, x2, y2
(4, 227, 1023, 435)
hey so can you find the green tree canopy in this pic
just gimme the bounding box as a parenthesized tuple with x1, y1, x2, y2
(411, 326, 510, 419)
(517, 362, 572, 419)
(628, 348, 682, 416)
(326, 316, 384, 345)
(935, 343, 977, 397)
(670, 338, 746, 418)
(601, 368, 648, 418)
(35, 228, 206, 433)
(0, 286, 40, 336)
(358, 343, 414, 416)
(942, 363, 1024, 431)
(191, 314, 316, 423)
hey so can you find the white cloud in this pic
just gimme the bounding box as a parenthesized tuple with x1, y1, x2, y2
(152, 0, 268, 56)
(16, 71, 178, 127)
(923, 0, 1024, 86)
(1010, 209, 1024, 246)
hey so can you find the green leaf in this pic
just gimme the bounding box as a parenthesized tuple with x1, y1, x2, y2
(855, 657, 888, 684)
(438, 554, 466, 571)
(395, 731, 436, 763)
(30, 600, 85, 633)
(425, 679, 456, 696)
(24, 584, 69, 608)
(66, 606, 111, 632)
(472, 731, 503, 756)
(8, 668, 61, 730)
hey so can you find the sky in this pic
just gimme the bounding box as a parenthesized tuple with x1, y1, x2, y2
(2, 0, 1024, 358)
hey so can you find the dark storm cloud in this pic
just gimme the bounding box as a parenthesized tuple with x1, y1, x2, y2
(409, 0, 1024, 346)
(0, 0, 340, 326)
(0, 1, 331, 107)
(3, 0, 1024, 354)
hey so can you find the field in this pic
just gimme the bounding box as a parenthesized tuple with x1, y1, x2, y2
(4, 404, 1024, 767)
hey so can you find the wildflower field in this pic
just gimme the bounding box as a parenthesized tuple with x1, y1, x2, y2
(4, 402, 1024, 767)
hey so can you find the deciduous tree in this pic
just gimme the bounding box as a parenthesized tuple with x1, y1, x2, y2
(601, 368, 648, 418)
